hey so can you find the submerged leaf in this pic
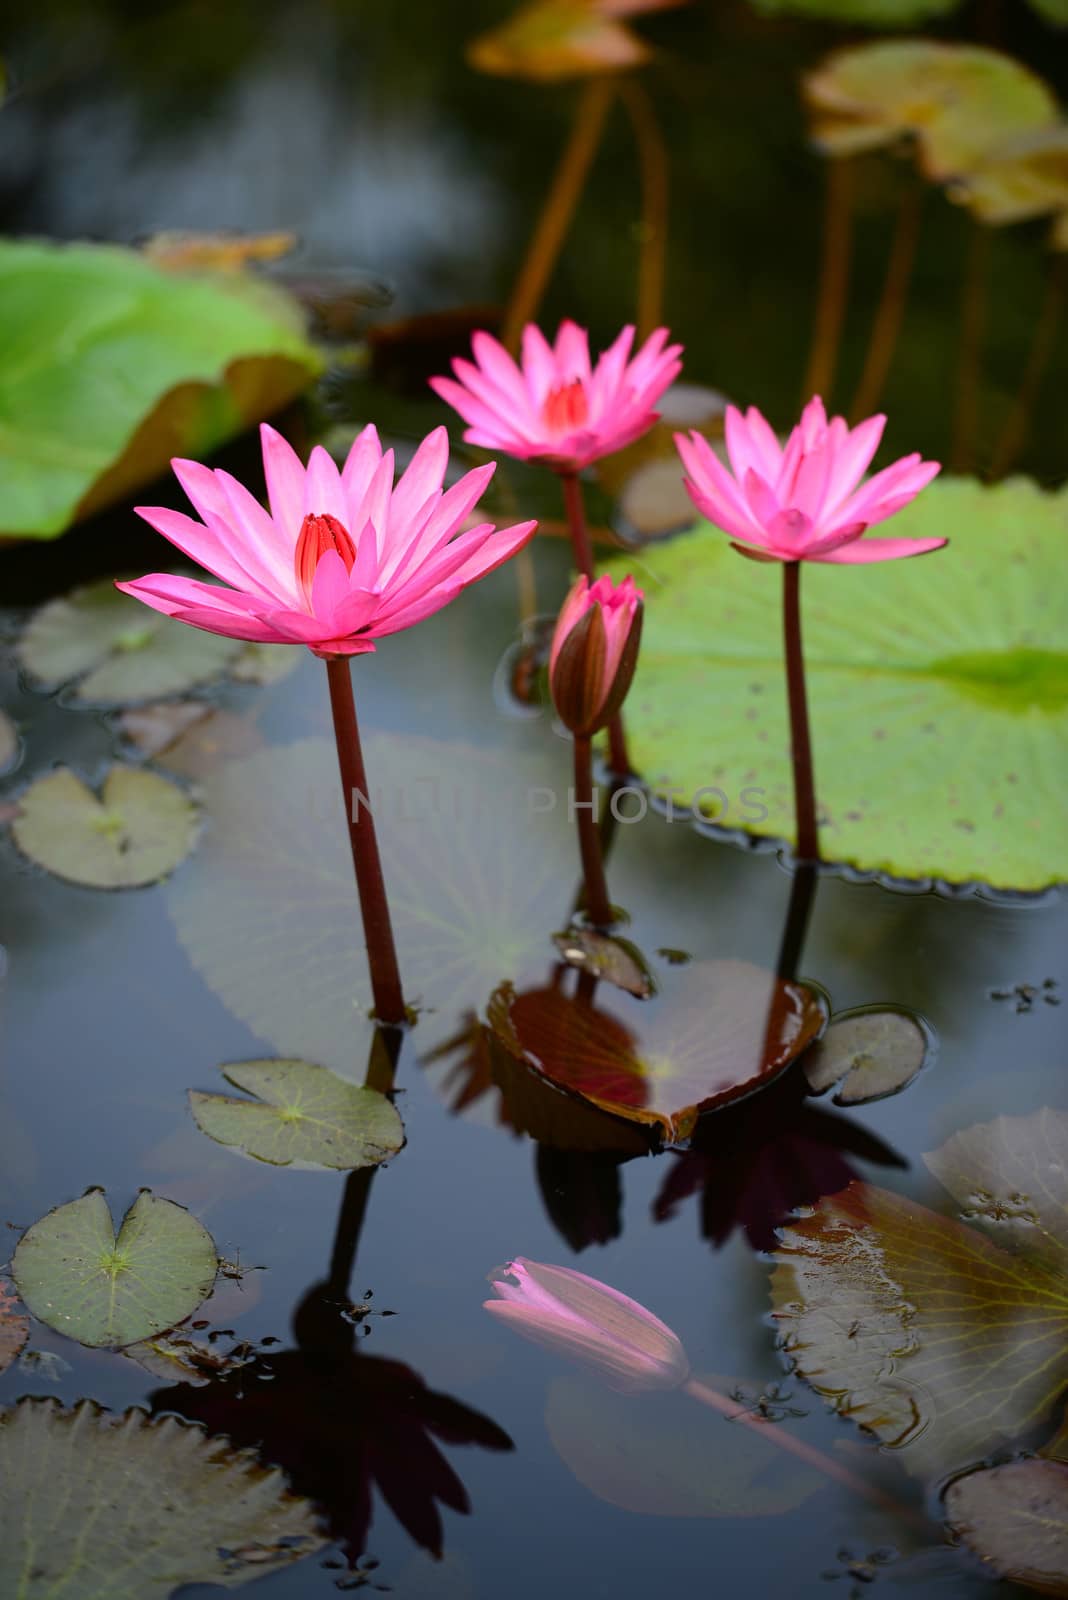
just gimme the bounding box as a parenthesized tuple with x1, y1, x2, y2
(489, 959, 828, 1142)
(12, 1189, 218, 1349)
(605, 477, 1068, 889)
(19, 580, 241, 703)
(0, 239, 323, 540)
(0, 1398, 323, 1596)
(552, 926, 657, 997)
(117, 701, 213, 759)
(943, 1459, 1068, 1597)
(0, 1280, 29, 1376)
(802, 1005, 933, 1104)
(189, 1060, 404, 1170)
(804, 43, 1058, 178)
(772, 1108, 1068, 1477)
(11, 766, 198, 888)
(546, 1374, 821, 1517)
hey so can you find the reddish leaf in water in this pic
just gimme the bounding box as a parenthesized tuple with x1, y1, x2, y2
(0, 1279, 30, 1376)
(489, 959, 828, 1143)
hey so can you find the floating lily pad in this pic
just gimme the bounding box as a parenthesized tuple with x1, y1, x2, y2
(467, 0, 681, 81)
(551, 927, 657, 997)
(18, 580, 241, 703)
(489, 959, 828, 1143)
(229, 642, 305, 684)
(772, 1108, 1068, 1477)
(605, 477, 1068, 889)
(546, 1374, 821, 1517)
(166, 735, 575, 1071)
(0, 1280, 29, 1376)
(11, 766, 198, 888)
(959, 125, 1068, 246)
(944, 1459, 1068, 1597)
(0, 239, 323, 540)
(804, 43, 1059, 179)
(802, 1005, 932, 1104)
(117, 701, 213, 759)
(125, 1329, 246, 1388)
(752, 0, 961, 25)
(0, 1398, 323, 1596)
(189, 1060, 404, 1170)
(0, 711, 17, 775)
(12, 1189, 218, 1349)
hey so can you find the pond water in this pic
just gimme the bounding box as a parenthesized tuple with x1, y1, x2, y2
(1, 2, 1067, 1598)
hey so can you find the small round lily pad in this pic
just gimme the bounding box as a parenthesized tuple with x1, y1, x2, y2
(12, 1189, 218, 1349)
(944, 1458, 1068, 1593)
(189, 1059, 405, 1170)
(11, 765, 198, 888)
(18, 579, 241, 704)
(803, 1005, 932, 1104)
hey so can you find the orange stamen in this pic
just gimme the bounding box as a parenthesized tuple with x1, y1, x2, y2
(295, 512, 357, 601)
(542, 379, 589, 435)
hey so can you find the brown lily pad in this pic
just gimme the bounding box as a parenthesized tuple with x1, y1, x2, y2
(944, 1458, 1068, 1596)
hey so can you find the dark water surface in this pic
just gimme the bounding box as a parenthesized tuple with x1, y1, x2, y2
(1, 1, 1067, 1596)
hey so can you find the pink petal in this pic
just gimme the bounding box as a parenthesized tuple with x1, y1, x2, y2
(214, 470, 296, 597)
(171, 457, 231, 526)
(302, 445, 349, 526)
(471, 330, 530, 408)
(823, 413, 886, 514)
(389, 427, 450, 532)
(116, 576, 288, 644)
(429, 376, 521, 446)
(836, 455, 939, 527)
(799, 394, 828, 448)
(550, 576, 592, 677)
(553, 320, 592, 384)
(768, 507, 815, 556)
(357, 450, 396, 549)
(520, 323, 559, 404)
(740, 406, 783, 480)
(350, 517, 380, 591)
(743, 468, 782, 529)
(310, 548, 352, 622)
(133, 505, 266, 598)
(341, 423, 383, 513)
(813, 535, 948, 563)
(588, 324, 636, 414)
(442, 518, 537, 589)
(381, 462, 497, 588)
(724, 405, 772, 485)
(259, 424, 307, 536)
(366, 582, 464, 638)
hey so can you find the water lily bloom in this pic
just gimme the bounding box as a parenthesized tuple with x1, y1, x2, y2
(676, 397, 944, 563)
(116, 424, 537, 656)
(549, 573, 643, 737)
(430, 320, 683, 472)
(485, 1258, 689, 1393)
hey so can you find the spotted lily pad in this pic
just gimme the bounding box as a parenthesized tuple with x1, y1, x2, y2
(0, 1398, 323, 1595)
(189, 1060, 404, 1170)
(18, 580, 241, 704)
(488, 959, 828, 1143)
(804, 43, 1059, 179)
(12, 1189, 218, 1349)
(0, 1280, 29, 1376)
(0, 239, 323, 540)
(944, 1458, 1068, 1596)
(605, 477, 1068, 889)
(546, 1374, 821, 1517)
(802, 1005, 933, 1104)
(11, 766, 198, 888)
(772, 1108, 1068, 1478)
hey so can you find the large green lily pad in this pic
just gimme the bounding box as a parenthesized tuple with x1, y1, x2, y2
(804, 43, 1059, 178)
(11, 766, 198, 888)
(605, 477, 1068, 889)
(772, 1108, 1068, 1478)
(0, 1398, 323, 1596)
(18, 580, 242, 703)
(12, 1189, 218, 1349)
(0, 239, 323, 540)
(189, 1059, 404, 1170)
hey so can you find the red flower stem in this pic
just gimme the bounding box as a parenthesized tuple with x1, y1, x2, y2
(782, 561, 819, 865)
(325, 657, 407, 1026)
(683, 1379, 919, 1523)
(560, 469, 632, 777)
(573, 734, 614, 929)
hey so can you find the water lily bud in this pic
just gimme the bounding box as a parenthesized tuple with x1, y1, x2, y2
(549, 575, 643, 737)
(484, 1257, 690, 1393)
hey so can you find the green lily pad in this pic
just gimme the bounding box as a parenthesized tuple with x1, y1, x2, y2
(18, 580, 241, 703)
(605, 477, 1068, 889)
(12, 1189, 218, 1349)
(0, 710, 17, 774)
(166, 735, 576, 1071)
(772, 1108, 1068, 1478)
(0, 239, 323, 541)
(11, 766, 198, 888)
(0, 1398, 323, 1596)
(546, 1374, 821, 1517)
(943, 1458, 1068, 1597)
(0, 1280, 29, 1376)
(752, 0, 961, 25)
(189, 1059, 404, 1170)
(804, 43, 1059, 178)
(803, 1005, 932, 1104)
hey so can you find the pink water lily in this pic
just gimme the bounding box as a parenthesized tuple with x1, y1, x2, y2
(431, 320, 683, 472)
(117, 424, 537, 656)
(485, 1258, 690, 1393)
(676, 397, 944, 563)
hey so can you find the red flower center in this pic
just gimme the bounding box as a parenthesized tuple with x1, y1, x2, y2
(542, 380, 589, 436)
(295, 512, 357, 602)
